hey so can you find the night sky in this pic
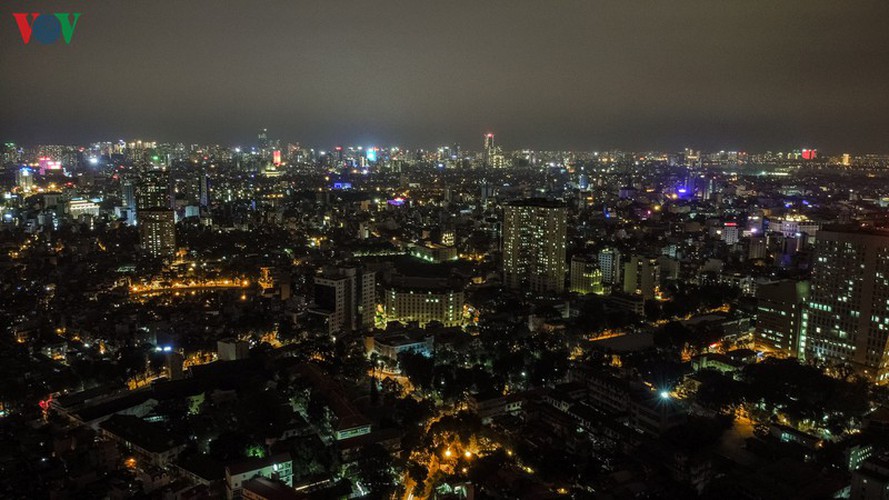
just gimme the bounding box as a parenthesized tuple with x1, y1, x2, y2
(2, 0, 888, 152)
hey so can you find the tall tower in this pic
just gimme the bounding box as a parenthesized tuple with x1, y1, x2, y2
(483, 133, 495, 166)
(502, 198, 567, 293)
(136, 168, 170, 211)
(136, 168, 174, 253)
(800, 226, 889, 383)
(258, 128, 269, 150)
(121, 178, 136, 211)
(199, 171, 210, 208)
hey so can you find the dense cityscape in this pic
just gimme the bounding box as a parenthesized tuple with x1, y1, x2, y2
(1, 134, 889, 499)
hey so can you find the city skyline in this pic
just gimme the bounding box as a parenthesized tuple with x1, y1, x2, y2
(3, 1, 889, 151)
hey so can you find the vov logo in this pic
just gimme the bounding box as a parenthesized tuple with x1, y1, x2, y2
(13, 13, 82, 45)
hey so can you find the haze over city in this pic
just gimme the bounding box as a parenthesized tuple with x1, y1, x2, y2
(3, 0, 889, 151)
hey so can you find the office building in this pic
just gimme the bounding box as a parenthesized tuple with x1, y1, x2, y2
(16, 167, 34, 191)
(755, 280, 810, 356)
(598, 247, 622, 285)
(502, 198, 567, 293)
(67, 199, 100, 219)
(570, 255, 604, 295)
(623, 255, 659, 300)
(483, 133, 495, 165)
(313, 266, 376, 334)
(138, 209, 176, 258)
(800, 226, 889, 382)
(136, 168, 170, 211)
(749, 235, 767, 260)
(777, 216, 821, 242)
(722, 222, 740, 245)
(218, 338, 250, 361)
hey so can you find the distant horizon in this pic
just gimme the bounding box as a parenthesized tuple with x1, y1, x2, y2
(1, 134, 879, 157)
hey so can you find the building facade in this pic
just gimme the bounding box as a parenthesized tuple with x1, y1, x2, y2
(755, 279, 810, 356)
(502, 198, 567, 293)
(383, 284, 464, 328)
(598, 247, 621, 285)
(313, 266, 376, 334)
(138, 209, 176, 258)
(800, 227, 889, 382)
(570, 255, 604, 295)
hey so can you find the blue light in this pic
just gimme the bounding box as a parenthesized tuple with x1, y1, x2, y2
(366, 148, 377, 162)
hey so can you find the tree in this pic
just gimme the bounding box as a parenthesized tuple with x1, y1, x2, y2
(356, 444, 396, 496)
(398, 351, 434, 389)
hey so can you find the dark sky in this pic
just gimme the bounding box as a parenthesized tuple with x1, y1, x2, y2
(2, 1, 888, 152)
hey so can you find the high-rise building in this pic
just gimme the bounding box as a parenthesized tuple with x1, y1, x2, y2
(755, 280, 810, 356)
(198, 171, 210, 207)
(502, 198, 567, 293)
(623, 255, 659, 300)
(722, 222, 740, 245)
(312, 266, 376, 334)
(137, 168, 170, 211)
(16, 167, 34, 191)
(748, 235, 767, 260)
(483, 133, 495, 165)
(138, 209, 176, 258)
(570, 255, 604, 295)
(121, 178, 136, 211)
(258, 128, 269, 150)
(800, 226, 889, 382)
(598, 247, 622, 285)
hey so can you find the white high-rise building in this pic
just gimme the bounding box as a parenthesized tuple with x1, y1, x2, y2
(598, 247, 622, 285)
(313, 266, 376, 334)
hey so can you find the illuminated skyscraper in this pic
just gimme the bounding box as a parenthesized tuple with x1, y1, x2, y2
(502, 198, 567, 293)
(16, 167, 34, 191)
(483, 133, 495, 164)
(121, 178, 136, 211)
(258, 128, 269, 150)
(800, 226, 889, 383)
(138, 209, 176, 258)
(136, 168, 170, 211)
(199, 171, 210, 208)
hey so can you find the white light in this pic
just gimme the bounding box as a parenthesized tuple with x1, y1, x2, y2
(659, 391, 670, 400)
